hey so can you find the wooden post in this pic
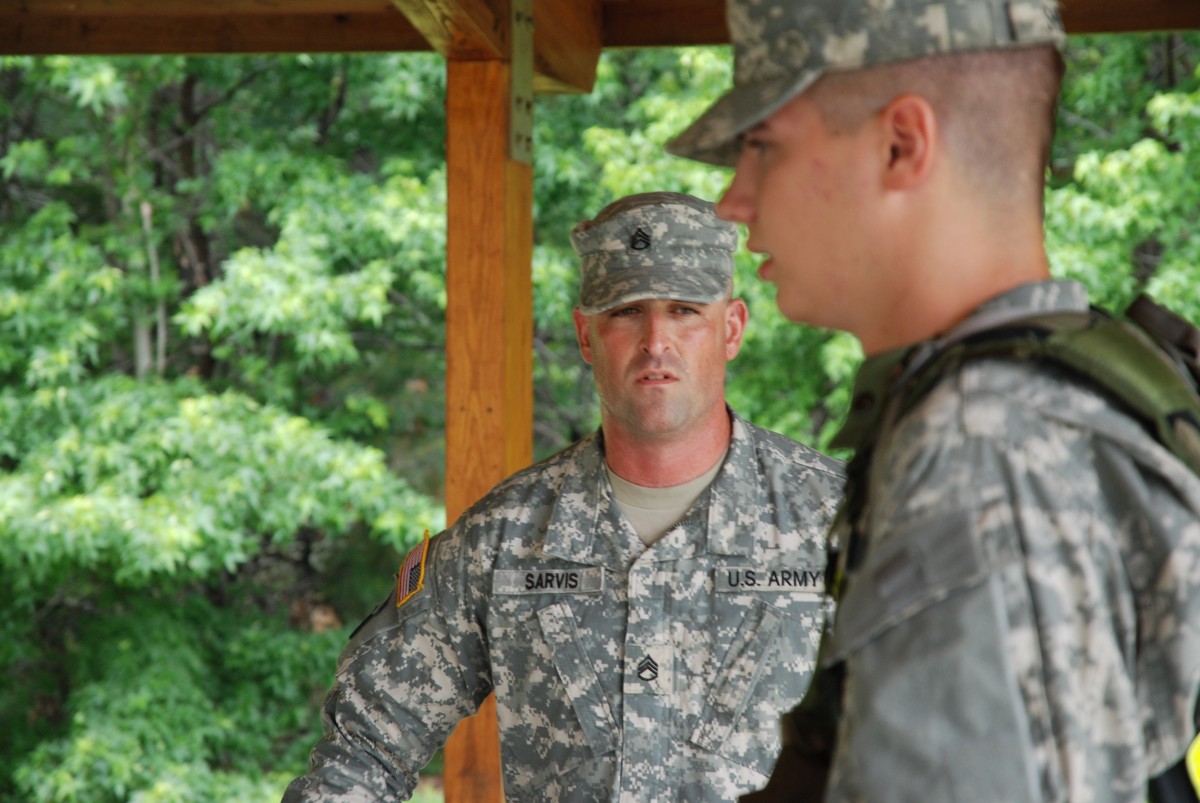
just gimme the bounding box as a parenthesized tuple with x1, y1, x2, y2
(442, 56, 533, 803)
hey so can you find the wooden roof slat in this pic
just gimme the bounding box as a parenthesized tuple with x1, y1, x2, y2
(1060, 0, 1200, 34)
(599, 0, 1200, 47)
(0, 11, 430, 55)
(602, 0, 727, 47)
(3, 1, 1199, 60)
(11, 0, 396, 16)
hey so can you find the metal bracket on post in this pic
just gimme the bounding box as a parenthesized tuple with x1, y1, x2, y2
(510, 0, 534, 164)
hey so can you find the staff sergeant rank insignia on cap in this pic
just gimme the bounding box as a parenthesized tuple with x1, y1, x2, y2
(396, 531, 430, 607)
(570, 191, 738, 316)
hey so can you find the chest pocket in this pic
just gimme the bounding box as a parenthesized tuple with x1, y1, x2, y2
(535, 602, 619, 758)
(689, 599, 785, 774)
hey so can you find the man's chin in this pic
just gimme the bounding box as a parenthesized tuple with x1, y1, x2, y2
(615, 411, 688, 441)
(774, 299, 810, 324)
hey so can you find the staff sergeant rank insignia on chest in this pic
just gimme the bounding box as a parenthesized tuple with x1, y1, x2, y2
(716, 566, 825, 595)
(492, 567, 605, 595)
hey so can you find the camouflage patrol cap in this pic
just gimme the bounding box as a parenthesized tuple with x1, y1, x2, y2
(667, 0, 1065, 166)
(571, 192, 737, 315)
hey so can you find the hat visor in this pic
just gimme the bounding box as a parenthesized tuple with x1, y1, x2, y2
(665, 68, 824, 167)
(579, 286, 727, 316)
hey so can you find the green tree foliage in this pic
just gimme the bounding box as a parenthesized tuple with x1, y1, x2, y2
(0, 54, 446, 801)
(1, 31, 1199, 802)
(1048, 34, 1200, 319)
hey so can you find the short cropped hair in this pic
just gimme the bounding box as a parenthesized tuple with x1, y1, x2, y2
(809, 45, 1064, 208)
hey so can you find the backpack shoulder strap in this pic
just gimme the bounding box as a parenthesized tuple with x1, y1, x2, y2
(897, 306, 1200, 476)
(1127, 293, 1200, 388)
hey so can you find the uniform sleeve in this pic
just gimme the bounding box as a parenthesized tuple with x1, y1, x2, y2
(282, 531, 492, 802)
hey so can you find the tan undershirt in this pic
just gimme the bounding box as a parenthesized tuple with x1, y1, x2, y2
(607, 449, 727, 546)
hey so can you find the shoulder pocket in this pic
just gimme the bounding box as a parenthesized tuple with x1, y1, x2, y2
(827, 507, 989, 662)
(338, 584, 436, 675)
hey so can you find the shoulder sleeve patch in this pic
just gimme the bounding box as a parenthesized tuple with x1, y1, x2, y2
(396, 531, 431, 608)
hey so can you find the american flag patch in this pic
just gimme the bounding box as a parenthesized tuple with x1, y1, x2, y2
(396, 531, 430, 608)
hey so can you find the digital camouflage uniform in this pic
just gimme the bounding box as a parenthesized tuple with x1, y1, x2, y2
(667, 0, 1200, 801)
(283, 193, 847, 802)
(282, 412, 844, 802)
(822, 281, 1200, 801)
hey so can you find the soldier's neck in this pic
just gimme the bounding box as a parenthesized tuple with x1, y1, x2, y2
(602, 408, 731, 488)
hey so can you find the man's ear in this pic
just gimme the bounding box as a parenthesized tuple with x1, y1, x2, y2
(880, 93, 938, 191)
(724, 298, 749, 360)
(573, 307, 594, 364)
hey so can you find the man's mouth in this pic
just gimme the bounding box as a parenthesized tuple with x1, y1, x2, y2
(757, 254, 774, 280)
(637, 362, 679, 383)
(747, 240, 773, 269)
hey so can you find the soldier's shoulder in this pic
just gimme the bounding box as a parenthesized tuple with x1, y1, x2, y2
(743, 419, 846, 481)
(449, 436, 597, 540)
(478, 437, 590, 500)
(950, 355, 1145, 436)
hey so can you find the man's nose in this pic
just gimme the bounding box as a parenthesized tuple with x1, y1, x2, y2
(715, 160, 754, 223)
(641, 311, 670, 356)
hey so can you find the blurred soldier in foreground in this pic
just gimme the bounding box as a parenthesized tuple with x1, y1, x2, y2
(283, 191, 845, 801)
(669, 1, 1200, 801)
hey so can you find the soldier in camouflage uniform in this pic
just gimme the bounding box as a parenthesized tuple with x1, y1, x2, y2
(669, 1, 1200, 802)
(282, 191, 845, 802)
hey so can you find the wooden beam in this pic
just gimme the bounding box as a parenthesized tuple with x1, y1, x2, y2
(8, 0, 395, 15)
(532, 0, 601, 94)
(6, 0, 1200, 58)
(390, 0, 506, 59)
(444, 62, 534, 510)
(602, 0, 728, 48)
(1060, 0, 1200, 34)
(442, 56, 532, 803)
(0, 11, 429, 55)
(0, 0, 595, 92)
(599, 0, 1200, 47)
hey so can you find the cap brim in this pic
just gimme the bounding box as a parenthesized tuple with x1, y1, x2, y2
(579, 287, 727, 316)
(665, 69, 823, 167)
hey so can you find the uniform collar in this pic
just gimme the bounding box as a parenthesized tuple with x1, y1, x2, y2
(703, 412, 768, 558)
(539, 432, 611, 564)
(540, 408, 767, 564)
(831, 279, 1089, 455)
